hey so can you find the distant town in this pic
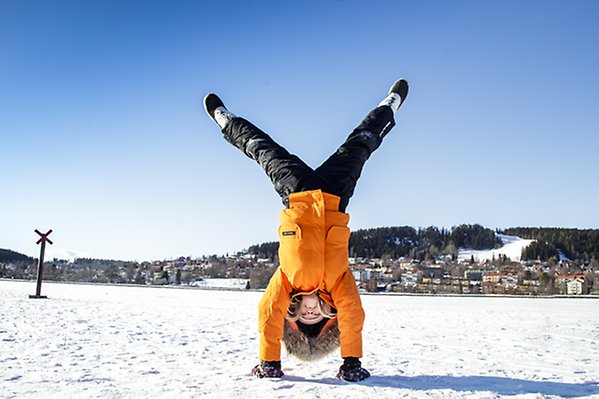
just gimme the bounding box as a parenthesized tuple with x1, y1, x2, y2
(2, 224, 598, 296)
(1, 251, 598, 296)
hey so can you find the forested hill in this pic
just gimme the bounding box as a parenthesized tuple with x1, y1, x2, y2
(502, 227, 599, 263)
(249, 224, 502, 261)
(0, 248, 33, 263)
(349, 224, 502, 259)
(248, 225, 599, 264)
(4, 227, 598, 265)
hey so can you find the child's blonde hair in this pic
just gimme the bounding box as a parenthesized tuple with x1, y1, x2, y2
(286, 295, 337, 322)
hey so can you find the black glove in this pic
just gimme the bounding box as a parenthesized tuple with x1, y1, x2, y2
(336, 357, 370, 382)
(252, 361, 284, 379)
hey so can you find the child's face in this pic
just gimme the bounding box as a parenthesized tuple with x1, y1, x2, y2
(298, 293, 324, 325)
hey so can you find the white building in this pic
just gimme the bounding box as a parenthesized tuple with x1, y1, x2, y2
(567, 279, 585, 295)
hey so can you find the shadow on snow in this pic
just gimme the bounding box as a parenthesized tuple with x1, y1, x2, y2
(365, 375, 599, 398)
(282, 374, 599, 398)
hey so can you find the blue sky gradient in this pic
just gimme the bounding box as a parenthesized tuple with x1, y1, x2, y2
(2, 0, 598, 261)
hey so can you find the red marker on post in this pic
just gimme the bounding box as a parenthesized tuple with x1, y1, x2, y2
(29, 229, 53, 299)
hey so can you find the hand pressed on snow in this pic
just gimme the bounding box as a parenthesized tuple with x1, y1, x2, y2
(252, 361, 284, 378)
(336, 357, 370, 382)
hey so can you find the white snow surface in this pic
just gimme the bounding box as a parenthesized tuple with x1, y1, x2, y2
(2, 280, 599, 399)
(190, 278, 249, 290)
(458, 234, 536, 263)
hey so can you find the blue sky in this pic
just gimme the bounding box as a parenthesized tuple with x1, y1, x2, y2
(2, 0, 598, 261)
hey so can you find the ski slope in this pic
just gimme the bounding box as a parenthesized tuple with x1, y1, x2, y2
(458, 234, 536, 263)
(1, 280, 598, 399)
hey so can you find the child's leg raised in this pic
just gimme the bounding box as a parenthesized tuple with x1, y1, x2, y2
(314, 79, 409, 212)
(204, 94, 313, 206)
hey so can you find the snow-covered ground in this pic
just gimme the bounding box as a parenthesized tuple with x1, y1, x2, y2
(189, 278, 249, 290)
(2, 280, 599, 399)
(458, 234, 536, 263)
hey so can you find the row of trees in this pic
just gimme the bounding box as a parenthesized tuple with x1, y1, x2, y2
(3, 226, 599, 286)
(248, 224, 502, 261)
(350, 224, 502, 260)
(0, 249, 33, 263)
(247, 225, 599, 265)
(502, 227, 599, 263)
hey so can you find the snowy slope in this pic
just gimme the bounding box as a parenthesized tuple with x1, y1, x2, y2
(2, 280, 599, 399)
(458, 234, 535, 263)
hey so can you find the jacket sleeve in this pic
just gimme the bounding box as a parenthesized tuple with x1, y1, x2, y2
(258, 267, 292, 362)
(330, 270, 365, 359)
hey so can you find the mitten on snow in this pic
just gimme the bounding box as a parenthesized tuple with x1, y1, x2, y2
(336, 357, 371, 382)
(252, 361, 284, 379)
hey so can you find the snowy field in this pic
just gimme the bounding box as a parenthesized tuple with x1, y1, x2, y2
(1, 280, 599, 399)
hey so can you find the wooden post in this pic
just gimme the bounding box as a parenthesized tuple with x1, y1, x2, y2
(29, 229, 53, 299)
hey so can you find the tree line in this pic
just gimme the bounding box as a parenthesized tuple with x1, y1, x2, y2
(501, 227, 599, 263)
(0, 249, 33, 263)
(4, 226, 599, 268)
(248, 224, 502, 261)
(248, 225, 599, 264)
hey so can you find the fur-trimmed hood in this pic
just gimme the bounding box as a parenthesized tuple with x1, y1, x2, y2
(282, 318, 340, 361)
